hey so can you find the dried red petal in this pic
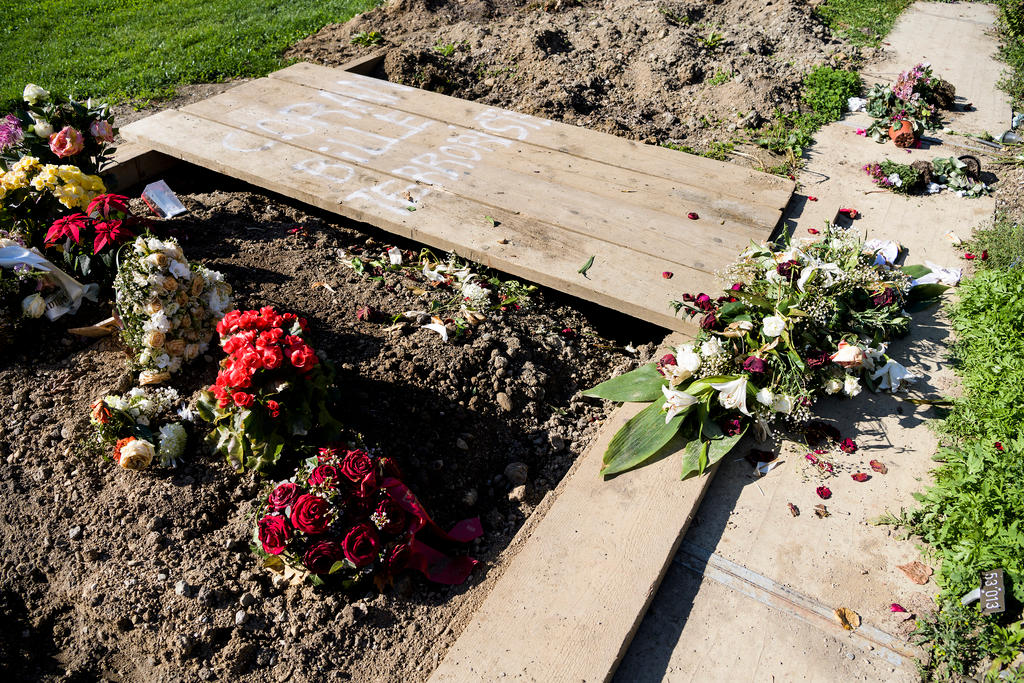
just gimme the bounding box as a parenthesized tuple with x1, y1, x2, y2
(787, 502, 800, 517)
(995, 442, 1004, 452)
(981, 250, 988, 260)
(869, 460, 888, 474)
(964, 252, 976, 260)
(839, 438, 858, 454)
(807, 228, 820, 235)
(805, 453, 819, 465)
(890, 603, 907, 613)
(838, 208, 859, 219)
(808, 196, 818, 202)
(662, 271, 673, 279)
(816, 486, 832, 499)
(851, 472, 870, 482)
(814, 504, 829, 518)
(355, 305, 376, 322)
(687, 212, 699, 220)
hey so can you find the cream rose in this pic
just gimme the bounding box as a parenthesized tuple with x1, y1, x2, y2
(146, 252, 169, 269)
(145, 330, 166, 348)
(190, 275, 204, 297)
(119, 439, 155, 470)
(145, 299, 163, 315)
(165, 339, 186, 357)
(762, 315, 786, 338)
(831, 341, 865, 369)
(163, 276, 178, 292)
(23, 83, 49, 104)
(184, 343, 200, 361)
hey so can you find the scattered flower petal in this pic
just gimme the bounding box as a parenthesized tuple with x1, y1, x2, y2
(808, 196, 818, 202)
(897, 561, 933, 585)
(839, 208, 859, 219)
(890, 603, 907, 613)
(851, 472, 870, 482)
(814, 504, 830, 518)
(805, 453, 819, 465)
(834, 607, 860, 630)
(995, 442, 1004, 452)
(870, 460, 888, 474)
(662, 271, 673, 279)
(788, 502, 800, 517)
(816, 486, 832, 500)
(839, 438, 858, 454)
(807, 228, 820, 235)
(687, 212, 699, 220)
(980, 250, 988, 261)
(856, 128, 867, 136)
(422, 322, 449, 342)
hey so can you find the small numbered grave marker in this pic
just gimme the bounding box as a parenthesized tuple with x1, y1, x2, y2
(980, 569, 1006, 615)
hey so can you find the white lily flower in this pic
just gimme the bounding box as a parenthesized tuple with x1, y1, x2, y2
(762, 315, 786, 338)
(863, 344, 887, 371)
(871, 359, 917, 392)
(710, 376, 751, 416)
(422, 263, 446, 283)
(660, 363, 692, 388)
(843, 375, 862, 397)
(387, 247, 402, 265)
(755, 387, 774, 407)
(771, 394, 793, 414)
(661, 385, 698, 424)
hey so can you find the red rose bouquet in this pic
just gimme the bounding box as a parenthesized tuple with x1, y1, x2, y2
(253, 446, 481, 588)
(197, 307, 342, 472)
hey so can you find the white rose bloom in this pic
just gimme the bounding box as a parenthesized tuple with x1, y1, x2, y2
(755, 387, 774, 407)
(23, 83, 49, 104)
(119, 439, 156, 470)
(157, 423, 188, 466)
(21, 293, 46, 318)
(772, 394, 793, 414)
(169, 259, 191, 280)
(710, 376, 751, 416)
(147, 237, 164, 251)
(154, 353, 171, 369)
(676, 348, 701, 373)
(700, 338, 726, 358)
(825, 379, 843, 395)
(33, 120, 54, 138)
(162, 243, 184, 261)
(661, 385, 698, 424)
(762, 315, 786, 338)
(843, 375, 862, 397)
(136, 416, 150, 426)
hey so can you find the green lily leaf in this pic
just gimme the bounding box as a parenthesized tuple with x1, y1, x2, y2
(583, 363, 665, 402)
(601, 401, 688, 476)
(681, 424, 748, 480)
(901, 264, 932, 279)
(906, 283, 949, 311)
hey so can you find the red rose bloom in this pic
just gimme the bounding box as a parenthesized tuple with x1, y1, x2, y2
(308, 464, 340, 489)
(289, 345, 318, 373)
(266, 399, 280, 418)
(656, 353, 677, 376)
(232, 391, 254, 408)
(303, 540, 345, 574)
(290, 494, 330, 534)
(342, 523, 380, 568)
(385, 543, 411, 575)
(340, 450, 377, 493)
(267, 482, 301, 512)
(373, 498, 407, 535)
(258, 515, 290, 555)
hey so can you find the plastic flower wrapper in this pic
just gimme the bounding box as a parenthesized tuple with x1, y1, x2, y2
(251, 446, 481, 589)
(584, 224, 947, 480)
(115, 236, 232, 383)
(89, 387, 188, 468)
(196, 307, 343, 472)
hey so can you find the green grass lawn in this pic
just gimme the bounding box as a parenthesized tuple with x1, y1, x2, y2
(0, 0, 379, 105)
(816, 0, 913, 47)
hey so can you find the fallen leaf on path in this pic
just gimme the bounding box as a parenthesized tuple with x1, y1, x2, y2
(834, 607, 861, 630)
(814, 504, 830, 518)
(577, 255, 595, 275)
(897, 561, 933, 585)
(787, 502, 800, 517)
(870, 460, 888, 474)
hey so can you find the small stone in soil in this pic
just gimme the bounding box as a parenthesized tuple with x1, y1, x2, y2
(68, 526, 82, 541)
(235, 610, 248, 626)
(174, 581, 191, 596)
(496, 392, 513, 412)
(504, 462, 528, 485)
(508, 485, 527, 503)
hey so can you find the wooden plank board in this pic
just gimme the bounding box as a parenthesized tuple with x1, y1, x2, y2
(270, 63, 794, 227)
(179, 78, 756, 264)
(430, 350, 718, 682)
(122, 110, 714, 333)
(121, 62, 794, 333)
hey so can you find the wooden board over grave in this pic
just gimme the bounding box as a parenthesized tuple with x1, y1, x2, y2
(121, 62, 794, 333)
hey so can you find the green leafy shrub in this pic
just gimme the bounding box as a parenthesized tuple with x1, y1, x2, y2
(802, 66, 862, 121)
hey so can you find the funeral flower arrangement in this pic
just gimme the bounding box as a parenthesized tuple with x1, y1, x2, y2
(114, 236, 233, 383)
(0, 155, 106, 244)
(864, 156, 990, 198)
(254, 446, 481, 588)
(585, 225, 946, 478)
(1, 83, 116, 175)
(197, 307, 342, 472)
(89, 387, 188, 469)
(45, 193, 141, 278)
(864, 63, 956, 143)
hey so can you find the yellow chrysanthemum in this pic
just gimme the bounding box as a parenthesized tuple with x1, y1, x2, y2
(81, 174, 105, 193)
(30, 166, 60, 192)
(56, 165, 84, 183)
(11, 156, 40, 174)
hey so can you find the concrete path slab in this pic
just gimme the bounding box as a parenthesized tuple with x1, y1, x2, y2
(616, 2, 1004, 680)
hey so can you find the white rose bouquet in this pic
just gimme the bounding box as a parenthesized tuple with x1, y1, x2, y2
(114, 236, 232, 384)
(89, 387, 189, 469)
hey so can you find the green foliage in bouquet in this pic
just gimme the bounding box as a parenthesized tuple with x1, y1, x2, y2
(196, 307, 343, 473)
(585, 225, 947, 479)
(864, 62, 953, 142)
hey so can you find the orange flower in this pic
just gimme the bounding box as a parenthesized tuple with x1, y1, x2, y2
(113, 436, 136, 465)
(91, 400, 111, 425)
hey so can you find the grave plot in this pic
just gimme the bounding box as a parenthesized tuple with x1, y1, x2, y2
(121, 61, 794, 334)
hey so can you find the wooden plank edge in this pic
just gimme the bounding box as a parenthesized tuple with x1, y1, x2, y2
(335, 51, 386, 75)
(429, 355, 720, 683)
(102, 144, 178, 192)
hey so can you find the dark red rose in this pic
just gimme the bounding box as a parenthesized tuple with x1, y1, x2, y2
(699, 312, 718, 331)
(258, 515, 290, 555)
(681, 293, 695, 303)
(303, 540, 345, 574)
(695, 293, 715, 311)
(342, 523, 380, 568)
(377, 457, 402, 479)
(776, 259, 801, 279)
(290, 494, 330, 534)
(385, 542, 411, 575)
(806, 351, 832, 369)
(742, 356, 766, 374)
(373, 498, 407, 535)
(839, 438, 858, 454)
(308, 464, 340, 489)
(656, 353, 677, 376)
(731, 282, 743, 291)
(340, 449, 375, 484)
(872, 287, 896, 307)
(267, 482, 301, 512)
(721, 418, 743, 437)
